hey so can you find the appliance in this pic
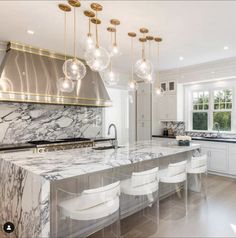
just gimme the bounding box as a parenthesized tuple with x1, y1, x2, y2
(29, 138, 94, 153)
(0, 42, 112, 107)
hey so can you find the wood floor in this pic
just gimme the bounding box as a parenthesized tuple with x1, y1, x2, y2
(122, 174, 236, 238)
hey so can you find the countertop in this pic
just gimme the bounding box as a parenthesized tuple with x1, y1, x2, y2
(0, 140, 200, 181)
(152, 135, 236, 143)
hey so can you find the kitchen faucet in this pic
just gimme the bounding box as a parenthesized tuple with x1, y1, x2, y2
(108, 123, 118, 149)
(214, 122, 221, 138)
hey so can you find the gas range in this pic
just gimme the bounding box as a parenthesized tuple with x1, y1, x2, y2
(28, 138, 94, 153)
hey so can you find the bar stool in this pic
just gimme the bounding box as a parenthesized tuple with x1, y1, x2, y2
(56, 180, 121, 238)
(187, 154, 208, 202)
(159, 161, 187, 220)
(119, 167, 159, 236)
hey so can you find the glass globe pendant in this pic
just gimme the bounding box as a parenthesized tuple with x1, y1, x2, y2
(109, 19, 122, 57)
(57, 77, 75, 93)
(135, 28, 153, 79)
(85, 4, 110, 72)
(85, 46, 110, 72)
(64, 0, 86, 81)
(135, 58, 153, 79)
(154, 37, 163, 95)
(84, 10, 95, 50)
(63, 58, 86, 81)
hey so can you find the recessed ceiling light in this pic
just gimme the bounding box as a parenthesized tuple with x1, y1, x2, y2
(224, 46, 229, 50)
(179, 56, 184, 61)
(27, 30, 34, 35)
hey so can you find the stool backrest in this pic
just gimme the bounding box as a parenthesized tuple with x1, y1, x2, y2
(132, 167, 159, 188)
(167, 161, 187, 177)
(77, 181, 120, 211)
(191, 154, 207, 169)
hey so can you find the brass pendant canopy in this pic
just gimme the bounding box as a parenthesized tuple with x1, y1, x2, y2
(91, 3, 103, 11)
(84, 10, 95, 18)
(139, 37, 147, 42)
(140, 28, 149, 34)
(107, 27, 116, 32)
(91, 18, 101, 25)
(58, 4, 71, 12)
(155, 37, 163, 42)
(128, 32, 137, 37)
(146, 36, 154, 41)
(68, 0, 81, 8)
(110, 19, 120, 26)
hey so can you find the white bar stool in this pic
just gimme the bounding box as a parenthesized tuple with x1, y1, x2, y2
(119, 167, 159, 236)
(56, 180, 121, 238)
(159, 161, 187, 220)
(187, 154, 208, 201)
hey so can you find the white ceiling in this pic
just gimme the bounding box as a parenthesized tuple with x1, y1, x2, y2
(1, 1, 236, 74)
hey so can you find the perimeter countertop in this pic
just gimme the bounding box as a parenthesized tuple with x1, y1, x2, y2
(0, 140, 200, 181)
(152, 135, 236, 143)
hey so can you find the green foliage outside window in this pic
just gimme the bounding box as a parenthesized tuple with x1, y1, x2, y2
(193, 112, 208, 130)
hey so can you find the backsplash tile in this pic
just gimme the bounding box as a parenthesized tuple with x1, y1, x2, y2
(0, 103, 103, 144)
(161, 121, 185, 136)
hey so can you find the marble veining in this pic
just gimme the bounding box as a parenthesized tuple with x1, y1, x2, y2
(0, 102, 103, 144)
(0, 140, 200, 181)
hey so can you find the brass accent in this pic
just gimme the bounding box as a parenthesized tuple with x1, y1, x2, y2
(84, 10, 95, 18)
(91, 3, 103, 11)
(155, 37, 163, 42)
(128, 32, 136, 37)
(139, 37, 147, 42)
(58, 4, 71, 12)
(91, 18, 101, 25)
(107, 27, 116, 32)
(110, 19, 120, 26)
(140, 28, 149, 34)
(146, 36, 154, 41)
(68, 0, 81, 7)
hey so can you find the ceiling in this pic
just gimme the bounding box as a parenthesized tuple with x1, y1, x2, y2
(1, 1, 236, 74)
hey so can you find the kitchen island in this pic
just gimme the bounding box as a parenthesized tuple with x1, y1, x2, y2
(0, 140, 200, 238)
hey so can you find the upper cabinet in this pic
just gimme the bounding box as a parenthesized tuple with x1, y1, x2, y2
(160, 80, 176, 93)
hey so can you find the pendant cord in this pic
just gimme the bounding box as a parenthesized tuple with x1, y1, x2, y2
(157, 42, 160, 86)
(114, 26, 117, 46)
(73, 7, 76, 59)
(64, 12, 67, 61)
(110, 32, 112, 72)
(131, 37, 134, 81)
(95, 11, 99, 47)
(88, 18, 91, 36)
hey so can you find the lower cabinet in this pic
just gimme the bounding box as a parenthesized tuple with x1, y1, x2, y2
(228, 144, 236, 175)
(153, 137, 236, 177)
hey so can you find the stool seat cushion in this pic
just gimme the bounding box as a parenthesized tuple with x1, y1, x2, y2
(121, 178, 159, 196)
(159, 168, 186, 183)
(59, 197, 119, 221)
(187, 165, 207, 174)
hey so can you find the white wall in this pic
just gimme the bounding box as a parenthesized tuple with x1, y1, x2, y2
(103, 88, 130, 145)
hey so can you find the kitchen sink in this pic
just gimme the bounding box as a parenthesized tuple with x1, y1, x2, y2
(93, 146, 124, 150)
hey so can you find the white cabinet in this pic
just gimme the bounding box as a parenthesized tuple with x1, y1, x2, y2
(228, 144, 236, 175)
(160, 81, 176, 93)
(155, 94, 177, 121)
(200, 141, 228, 174)
(137, 83, 151, 141)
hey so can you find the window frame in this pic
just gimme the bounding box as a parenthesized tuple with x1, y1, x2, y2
(186, 83, 235, 133)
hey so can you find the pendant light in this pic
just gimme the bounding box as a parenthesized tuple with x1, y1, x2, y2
(154, 37, 163, 95)
(104, 27, 119, 85)
(84, 10, 95, 50)
(145, 35, 155, 84)
(63, 0, 86, 81)
(84, 3, 110, 72)
(134, 28, 153, 79)
(110, 19, 121, 57)
(57, 4, 75, 93)
(128, 32, 138, 91)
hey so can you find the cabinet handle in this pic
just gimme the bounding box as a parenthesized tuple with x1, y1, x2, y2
(142, 114, 144, 119)
(142, 122, 144, 127)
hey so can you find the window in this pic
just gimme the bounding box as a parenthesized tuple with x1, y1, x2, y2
(213, 89, 232, 131)
(192, 91, 209, 130)
(191, 88, 233, 131)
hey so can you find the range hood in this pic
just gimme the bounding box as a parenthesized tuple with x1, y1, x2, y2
(0, 42, 112, 107)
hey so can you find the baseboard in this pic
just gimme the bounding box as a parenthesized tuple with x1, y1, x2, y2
(208, 171, 236, 179)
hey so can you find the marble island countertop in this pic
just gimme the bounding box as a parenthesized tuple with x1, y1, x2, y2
(0, 140, 200, 181)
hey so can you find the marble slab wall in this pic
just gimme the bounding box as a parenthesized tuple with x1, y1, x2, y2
(0, 102, 103, 144)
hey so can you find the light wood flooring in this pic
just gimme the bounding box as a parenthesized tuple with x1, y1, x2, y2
(122, 174, 236, 238)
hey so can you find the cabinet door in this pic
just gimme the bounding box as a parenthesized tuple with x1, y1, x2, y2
(228, 144, 236, 175)
(137, 121, 151, 141)
(137, 94, 151, 121)
(200, 147, 211, 169)
(209, 148, 228, 173)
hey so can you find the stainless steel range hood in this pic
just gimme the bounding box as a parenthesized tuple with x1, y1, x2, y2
(0, 42, 112, 107)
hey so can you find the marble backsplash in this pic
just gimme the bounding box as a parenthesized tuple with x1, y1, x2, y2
(161, 121, 185, 136)
(0, 103, 103, 144)
(161, 121, 236, 139)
